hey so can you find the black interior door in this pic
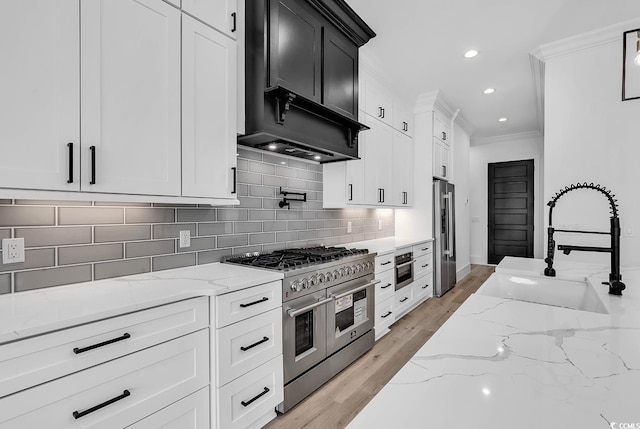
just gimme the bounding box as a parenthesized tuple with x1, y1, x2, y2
(488, 159, 534, 264)
(322, 27, 358, 120)
(269, 0, 322, 102)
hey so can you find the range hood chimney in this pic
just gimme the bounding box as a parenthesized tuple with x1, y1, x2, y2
(240, 0, 375, 163)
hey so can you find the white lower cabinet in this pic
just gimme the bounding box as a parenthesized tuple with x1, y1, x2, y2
(414, 273, 434, 303)
(0, 329, 209, 428)
(127, 387, 210, 429)
(394, 286, 414, 318)
(374, 296, 394, 340)
(374, 253, 395, 340)
(213, 281, 284, 428)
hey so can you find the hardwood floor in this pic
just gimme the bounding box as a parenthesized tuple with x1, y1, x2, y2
(265, 264, 495, 429)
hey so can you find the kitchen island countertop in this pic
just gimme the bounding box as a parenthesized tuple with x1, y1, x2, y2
(348, 258, 640, 428)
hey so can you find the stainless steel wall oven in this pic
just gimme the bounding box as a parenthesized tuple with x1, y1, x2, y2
(395, 250, 414, 290)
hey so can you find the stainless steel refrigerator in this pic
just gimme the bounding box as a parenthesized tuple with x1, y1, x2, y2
(433, 179, 456, 296)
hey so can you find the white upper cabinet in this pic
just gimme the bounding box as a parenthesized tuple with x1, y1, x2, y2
(392, 130, 414, 206)
(182, 15, 237, 198)
(81, 0, 182, 197)
(433, 110, 451, 145)
(393, 101, 414, 137)
(182, 0, 239, 39)
(0, 0, 80, 192)
(362, 115, 393, 205)
(360, 73, 394, 127)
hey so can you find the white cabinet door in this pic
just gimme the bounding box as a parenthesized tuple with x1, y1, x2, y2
(362, 116, 393, 205)
(345, 150, 366, 205)
(393, 101, 413, 137)
(360, 72, 393, 126)
(433, 138, 443, 179)
(81, 0, 181, 196)
(392, 130, 413, 206)
(183, 0, 238, 39)
(433, 110, 450, 144)
(182, 15, 237, 199)
(0, 0, 80, 191)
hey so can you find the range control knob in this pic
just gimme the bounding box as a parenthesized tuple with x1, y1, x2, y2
(318, 273, 326, 284)
(309, 275, 317, 287)
(334, 269, 341, 279)
(355, 264, 362, 273)
(327, 272, 334, 282)
(338, 268, 346, 278)
(300, 278, 309, 289)
(366, 261, 373, 270)
(345, 266, 353, 275)
(291, 281, 301, 292)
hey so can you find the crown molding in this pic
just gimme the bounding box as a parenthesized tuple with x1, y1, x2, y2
(454, 111, 476, 136)
(531, 17, 640, 63)
(471, 130, 543, 147)
(529, 53, 545, 135)
(414, 90, 454, 116)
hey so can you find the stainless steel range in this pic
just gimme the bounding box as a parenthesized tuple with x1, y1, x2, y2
(225, 246, 378, 412)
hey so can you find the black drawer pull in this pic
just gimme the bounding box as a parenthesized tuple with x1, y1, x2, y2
(421, 247, 429, 251)
(348, 183, 353, 201)
(73, 333, 131, 354)
(422, 264, 429, 268)
(231, 12, 237, 32)
(381, 283, 392, 289)
(381, 311, 392, 319)
(239, 297, 269, 308)
(72, 390, 130, 419)
(231, 167, 237, 194)
(241, 387, 270, 407)
(422, 284, 430, 289)
(89, 145, 96, 185)
(241, 336, 269, 351)
(380, 261, 392, 266)
(399, 297, 409, 303)
(67, 142, 74, 183)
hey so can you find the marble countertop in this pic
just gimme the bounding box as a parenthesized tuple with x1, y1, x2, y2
(0, 263, 283, 345)
(349, 258, 640, 428)
(349, 236, 433, 256)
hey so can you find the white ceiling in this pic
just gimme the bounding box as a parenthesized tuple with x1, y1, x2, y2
(345, 0, 640, 140)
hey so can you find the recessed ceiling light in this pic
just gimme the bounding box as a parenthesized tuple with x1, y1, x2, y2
(483, 88, 495, 94)
(464, 50, 479, 58)
(280, 161, 286, 165)
(268, 143, 277, 150)
(498, 117, 508, 122)
(314, 155, 321, 161)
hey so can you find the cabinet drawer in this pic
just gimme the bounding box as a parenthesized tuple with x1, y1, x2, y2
(414, 274, 433, 303)
(218, 355, 283, 429)
(375, 269, 395, 302)
(414, 253, 433, 279)
(0, 330, 209, 429)
(374, 253, 394, 274)
(0, 297, 208, 398)
(216, 307, 282, 387)
(215, 281, 281, 328)
(413, 242, 432, 258)
(126, 387, 209, 429)
(374, 296, 394, 340)
(394, 286, 414, 316)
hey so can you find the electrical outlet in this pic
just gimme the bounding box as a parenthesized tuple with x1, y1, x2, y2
(179, 230, 191, 248)
(2, 238, 25, 264)
(378, 219, 383, 231)
(625, 224, 635, 237)
(347, 221, 352, 233)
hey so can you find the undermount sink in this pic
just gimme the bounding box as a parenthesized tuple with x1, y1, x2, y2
(477, 273, 609, 314)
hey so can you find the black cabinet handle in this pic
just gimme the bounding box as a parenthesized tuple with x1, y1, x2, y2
(382, 188, 385, 203)
(239, 297, 268, 308)
(399, 297, 409, 303)
(231, 167, 237, 194)
(442, 131, 447, 141)
(422, 284, 430, 289)
(442, 165, 446, 177)
(67, 143, 74, 184)
(73, 333, 131, 354)
(422, 264, 429, 268)
(89, 146, 96, 185)
(381, 283, 392, 289)
(382, 108, 385, 118)
(231, 12, 237, 32)
(421, 247, 429, 251)
(72, 390, 130, 419)
(381, 311, 392, 319)
(241, 387, 270, 407)
(381, 261, 392, 266)
(240, 336, 269, 352)
(348, 183, 353, 201)
(402, 191, 408, 205)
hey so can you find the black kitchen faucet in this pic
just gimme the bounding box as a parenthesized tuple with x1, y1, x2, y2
(544, 182, 626, 295)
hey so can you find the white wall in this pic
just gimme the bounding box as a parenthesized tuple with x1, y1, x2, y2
(544, 41, 640, 268)
(469, 133, 544, 265)
(453, 122, 471, 278)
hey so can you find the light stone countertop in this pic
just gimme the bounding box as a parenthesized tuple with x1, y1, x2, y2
(348, 236, 433, 256)
(348, 258, 640, 428)
(0, 262, 283, 345)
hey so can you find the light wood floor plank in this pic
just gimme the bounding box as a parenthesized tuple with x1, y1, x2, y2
(265, 264, 495, 429)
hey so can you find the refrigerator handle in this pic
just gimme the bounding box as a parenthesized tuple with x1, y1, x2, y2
(447, 191, 454, 259)
(442, 193, 450, 256)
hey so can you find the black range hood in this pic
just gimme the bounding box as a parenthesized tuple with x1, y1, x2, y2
(240, 0, 375, 163)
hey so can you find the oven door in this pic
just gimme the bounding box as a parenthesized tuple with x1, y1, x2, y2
(326, 274, 377, 356)
(395, 259, 414, 290)
(282, 290, 330, 383)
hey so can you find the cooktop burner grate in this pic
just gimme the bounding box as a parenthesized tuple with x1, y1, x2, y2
(225, 246, 368, 271)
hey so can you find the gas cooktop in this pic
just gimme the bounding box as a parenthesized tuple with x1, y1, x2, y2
(224, 246, 369, 271)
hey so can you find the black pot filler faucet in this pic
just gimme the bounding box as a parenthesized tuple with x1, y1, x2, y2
(544, 182, 626, 295)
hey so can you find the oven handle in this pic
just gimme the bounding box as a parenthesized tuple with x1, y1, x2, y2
(332, 279, 380, 300)
(287, 297, 334, 318)
(395, 260, 415, 269)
